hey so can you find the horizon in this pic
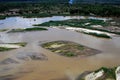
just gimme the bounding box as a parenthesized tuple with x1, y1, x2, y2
(0, 0, 120, 4)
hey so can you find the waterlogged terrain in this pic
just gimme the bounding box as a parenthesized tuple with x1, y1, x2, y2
(0, 16, 120, 80)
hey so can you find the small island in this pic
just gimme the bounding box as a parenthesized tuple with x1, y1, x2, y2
(7, 27, 47, 33)
(42, 41, 100, 57)
(0, 42, 27, 52)
(77, 66, 120, 80)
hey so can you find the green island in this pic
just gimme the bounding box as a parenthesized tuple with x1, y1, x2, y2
(82, 32, 111, 38)
(34, 19, 120, 34)
(7, 27, 47, 33)
(0, 29, 8, 32)
(0, 47, 14, 52)
(34, 19, 120, 38)
(34, 19, 108, 27)
(0, 42, 27, 52)
(77, 67, 117, 80)
(42, 41, 100, 57)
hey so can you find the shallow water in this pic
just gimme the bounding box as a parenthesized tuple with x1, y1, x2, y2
(0, 16, 119, 80)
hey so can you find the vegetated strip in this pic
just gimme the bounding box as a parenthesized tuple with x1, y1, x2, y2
(0, 29, 8, 32)
(34, 19, 120, 35)
(42, 41, 101, 57)
(82, 32, 111, 38)
(0, 42, 27, 52)
(7, 27, 47, 33)
(77, 67, 116, 80)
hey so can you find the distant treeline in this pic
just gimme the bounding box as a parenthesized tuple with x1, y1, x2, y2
(0, 3, 120, 19)
(0, 0, 120, 5)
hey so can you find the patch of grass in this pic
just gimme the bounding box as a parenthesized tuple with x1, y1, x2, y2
(0, 42, 27, 52)
(33, 19, 120, 35)
(8, 27, 47, 33)
(78, 67, 116, 80)
(25, 27, 47, 31)
(12, 42, 27, 47)
(0, 47, 14, 52)
(83, 32, 111, 39)
(42, 41, 100, 57)
(65, 52, 76, 57)
(0, 29, 8, 32)
(95, 67, 116, 79)
(0, 16, 6, 20)
(33, 19, 108, 27)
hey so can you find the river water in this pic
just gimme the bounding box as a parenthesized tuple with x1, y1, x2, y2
(0, 16, 119, 80)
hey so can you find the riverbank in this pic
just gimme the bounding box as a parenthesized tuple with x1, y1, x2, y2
(33, 18, 120, 38)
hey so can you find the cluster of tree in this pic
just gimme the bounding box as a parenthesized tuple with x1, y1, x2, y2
(0, 3, 120, 18)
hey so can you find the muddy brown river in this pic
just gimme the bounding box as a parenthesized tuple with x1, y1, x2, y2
(0, 16, 120, 80)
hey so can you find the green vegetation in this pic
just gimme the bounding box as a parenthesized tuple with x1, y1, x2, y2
(78, 67, 117, 80)
(8, 27, 47, 33)
(34, 19, 108, 27)
(0, 16, 6, 20)
(0, 42, 27, 52)
(0, 29, 8, 32)
(34, 19, 120, 35)
(12, 42, 27, 47)
(0, 47, 14, 52)
(0, 3, 120, 19)
(42, 41, 100, 57)
(95, 67, 116, 79)
(22, 13, 52, 18)
(83, 32, 111, 38)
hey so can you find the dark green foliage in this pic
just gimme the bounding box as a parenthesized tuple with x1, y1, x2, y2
(8, 27, 47, 33)
(83, 32, 111, 38)
(25, 27, 47, 31)
(22, 13, 52, 18)
(95, 67, 116, 79)
(0, 47, 14, 51)
(12, 42, 27, 47)
(0, 3, 120, 18)
(0, 16, 6, 20)
(35, 19, 120, 35)
(34, 19, 108, 27)
(42, 41, 100, 57)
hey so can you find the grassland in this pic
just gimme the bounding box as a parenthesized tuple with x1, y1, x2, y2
(34, 19, 108, 27)
(0, 29, 8, 32)
(42, 41, 100, 57)
(7, 27, 47, 33)
(0, 42, 27, 52)
(77, 67, 116, 80)
(34, 19, 120, 36)
(0, 47, 14, 52)
(82, 32, 111, 39)
(11, 42, 27, 47)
